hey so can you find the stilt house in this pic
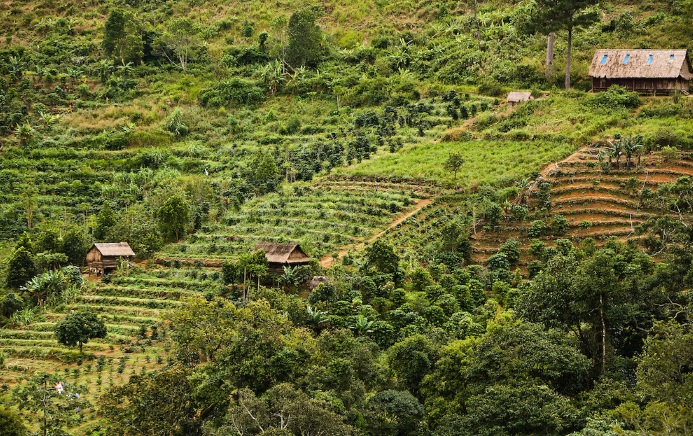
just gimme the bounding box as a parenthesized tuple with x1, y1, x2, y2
(254, 242, 311, 275)
(86, 242, 136, 274)
(589, 49, 692, 94)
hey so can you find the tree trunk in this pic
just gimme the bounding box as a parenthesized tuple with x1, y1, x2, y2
(546, 32, 555, 76)
(79, 341, 83, 354)
(599, 293, 606, 374)
(565, 27, 572, 89)
(43, 378, 48, 436)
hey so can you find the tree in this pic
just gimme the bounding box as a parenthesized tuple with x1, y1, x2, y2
(156, 195, 190, 242)
(210, 384, 353, 435)
(94, 202, 116, 241)
(636, 321, 693, 407)
(98, 366, 200, 436)
(246, 150, 280, 195)
(443, 152, 465, 181)
(362, 240, 400, 276)
(158, 18, 201, 72)
(12, 373, 89, 436)
(365, 390, 424, 436)
(102, 9, 144, 64)
(388, 335, 437, 397)
(523, 0, 599, 89)
(286, 8, 323, 69)
(6, 247, 36, 290)
(0, 407, 27, 436)
(54, 311, 107, 354)
(24, 269, 68, 306)
(60, 227, 90, 266)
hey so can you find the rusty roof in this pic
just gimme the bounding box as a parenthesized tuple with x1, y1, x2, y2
(92, 242, 136, 257)
(254, 242, 310, 264)
(589, 49, 692, 80)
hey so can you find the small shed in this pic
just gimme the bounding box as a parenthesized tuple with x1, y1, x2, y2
(589, 49, 692, 94)
(86, 242, 136, 275)
(254, 242, 311, 274)
(507, 91, 533, 106)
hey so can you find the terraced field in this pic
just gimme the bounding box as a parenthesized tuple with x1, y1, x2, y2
(0, 266, 221, 430)
(469, 148, 693, 264)
(156, 179, 437, 264)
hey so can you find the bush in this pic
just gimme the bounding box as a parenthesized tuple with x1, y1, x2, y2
(165, 108, 189, 136)
(551, 214, 569, 236)
(199, 79, 266, 108)
(528, 220, 548, 238)
(588, 85, 640, 109)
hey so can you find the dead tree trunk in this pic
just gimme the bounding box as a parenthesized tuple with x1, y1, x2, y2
(546, 32, 555, 76)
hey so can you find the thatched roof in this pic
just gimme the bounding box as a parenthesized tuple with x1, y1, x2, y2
(507, 92, 533, 103)
(589, 49, 692, 80)
(254, 242, 310, 264)
(92, 242, 136, 257)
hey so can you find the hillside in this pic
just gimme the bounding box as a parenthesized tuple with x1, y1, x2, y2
(2, 0, 693, 435)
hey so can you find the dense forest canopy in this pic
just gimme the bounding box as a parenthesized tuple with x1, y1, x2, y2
(1, 0, 693, 434)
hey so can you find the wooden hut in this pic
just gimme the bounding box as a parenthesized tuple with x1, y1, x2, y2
(589, 49, 692, 94)
(254, 242, 311, 275)
(86, 242, 136, 275)
(507, 91, 533, 106)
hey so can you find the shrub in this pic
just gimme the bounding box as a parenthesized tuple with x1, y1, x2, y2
(165, 108, 189, 136)
(528, 220, 548, 238)
(588, 85, 640, 109)
(661, 146, 678, 161)
(199, 79, 265, 108)
(551, 214, 569, 236)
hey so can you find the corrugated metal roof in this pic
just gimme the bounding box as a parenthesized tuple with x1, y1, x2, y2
(254, 242, 310, 264)
(92, 242, 136, 257)
(589, 49, 692, 80)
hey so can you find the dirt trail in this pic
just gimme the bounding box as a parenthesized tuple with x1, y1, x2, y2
(319, 198, 433, 267)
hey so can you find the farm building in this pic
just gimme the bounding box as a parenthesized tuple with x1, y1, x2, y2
(255, 242, 311, 274)
(589, 49, 692, 94)
(86, 242, 136, 275)
(507, 91, 533, 106)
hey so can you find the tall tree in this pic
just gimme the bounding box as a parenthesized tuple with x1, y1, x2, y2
(523, 0, 599, 89)
(102, 9, 143, 65)
(286, 8, 323, 69)
(94, 202, 116, 241)
(156, 195, 190, 242)
(157, 18, 200, 72)
(6, 247, 36, 290)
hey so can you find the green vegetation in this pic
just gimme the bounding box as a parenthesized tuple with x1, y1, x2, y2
(1, 0, 693, 434)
